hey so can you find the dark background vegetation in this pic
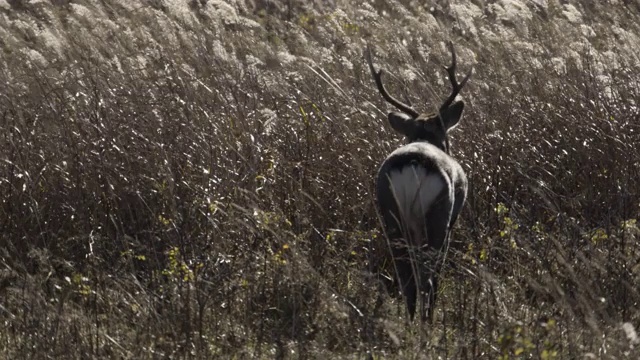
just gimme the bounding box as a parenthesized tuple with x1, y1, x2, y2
(1, 0, 639, 358)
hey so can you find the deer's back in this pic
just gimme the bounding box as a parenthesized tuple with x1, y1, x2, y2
(376, 142, 467, 247)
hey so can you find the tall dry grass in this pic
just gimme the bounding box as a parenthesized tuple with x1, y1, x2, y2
(0, 0, 639, 358)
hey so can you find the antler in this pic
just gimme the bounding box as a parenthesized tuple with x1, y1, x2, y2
(365, 45, 419, 118)
(440, 41, 473, 112)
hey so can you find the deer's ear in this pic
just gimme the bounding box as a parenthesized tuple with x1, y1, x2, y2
(388, 112, 414, 135)
(440, 101, 465, 130)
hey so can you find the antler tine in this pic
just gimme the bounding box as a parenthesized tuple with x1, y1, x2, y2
(440, 41, 473, 112)
(365, 45, 419, 118)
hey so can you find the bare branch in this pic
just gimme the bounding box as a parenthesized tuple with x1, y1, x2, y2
(365, 45, 419, 118)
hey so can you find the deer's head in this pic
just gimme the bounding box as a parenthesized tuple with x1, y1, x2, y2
(366, 42, 473, 153)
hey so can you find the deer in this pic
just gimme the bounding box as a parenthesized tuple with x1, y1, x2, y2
(366, 42, 473, 323)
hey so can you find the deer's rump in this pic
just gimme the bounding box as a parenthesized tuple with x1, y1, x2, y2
(376, 146, 455, 249)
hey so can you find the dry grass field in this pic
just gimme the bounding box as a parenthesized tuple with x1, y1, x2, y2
(1, 0, 639, 358)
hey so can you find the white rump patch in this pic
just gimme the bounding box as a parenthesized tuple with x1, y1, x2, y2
(388, 166, 445, 239)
